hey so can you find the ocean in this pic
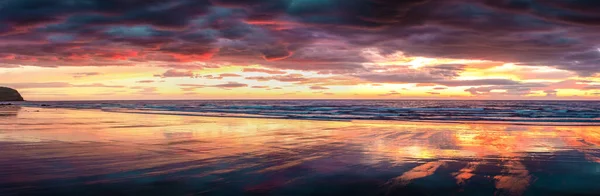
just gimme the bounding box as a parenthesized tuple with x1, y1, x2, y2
(2, 100, 600, 195)
(16, 100, 600, 124)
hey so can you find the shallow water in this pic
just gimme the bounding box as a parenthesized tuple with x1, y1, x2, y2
(1, 107, 600, 195)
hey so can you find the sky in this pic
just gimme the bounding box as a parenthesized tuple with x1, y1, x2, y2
(1, 0, 600, 100)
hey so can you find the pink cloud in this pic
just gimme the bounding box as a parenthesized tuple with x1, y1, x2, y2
(212, 82, 248, 88)
(310, 86, 329, 90)
(154, 69, 194, 78)
(242, 68, 287, 74)
(72, 72, 101, 78)
(219, 73, 242, 77)
(245, 74, 307, 82)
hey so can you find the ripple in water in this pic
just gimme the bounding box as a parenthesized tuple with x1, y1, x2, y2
(1, 107, 600, 195)
(15, 100, 600, 125)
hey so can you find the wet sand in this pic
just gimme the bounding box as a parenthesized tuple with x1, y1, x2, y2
(1, 107, 600, 195)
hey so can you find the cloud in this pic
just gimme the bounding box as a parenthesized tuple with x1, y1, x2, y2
(358, 68, 523, 87)
(357, 64, 469, 84)
(219, 73, 242, 77)
(178, 82, 247, 89)
(485, 65, 576, 80)
(425, 64, 467, 78)
(202, 75, 223, 80)
(437, 79, 523, 87)
(178, 84, 206, 87)
(136, 80, 155, 83)
(197, 73, 241, 79)
(72, 83, 125, 88)
(72, 72, 101, 78)
(154, 69, 194, 78)
(135, 87, 159, 95)
(464, 83, 547, 96)
(1, 82, 124, 89)
(246, 74, 307, 82)
(2, 0, 600, 95)
(1, 82, 72, 89)
(380, 90, 401, 97)
(178, 84, 206, 91)
(261, 45, 292, 61)
(242, 68, 286, 74)
(309, 86, 329, 90)
(546, 79, 591, 90)
(544, 90, 558, 97)
(158, 63, 221, 70)
(211, 82, 248, 88)
(357, 73, 438, 84)
(584, 85, 600, 90)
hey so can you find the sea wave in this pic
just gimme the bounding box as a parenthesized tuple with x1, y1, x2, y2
(14, 100, 600, 124)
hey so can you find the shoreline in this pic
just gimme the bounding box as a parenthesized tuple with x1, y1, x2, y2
(13, 106, 600, 127)
(3, 105, 600, 195)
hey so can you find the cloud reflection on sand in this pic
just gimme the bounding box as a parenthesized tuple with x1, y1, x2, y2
(1, 107, 600, 195)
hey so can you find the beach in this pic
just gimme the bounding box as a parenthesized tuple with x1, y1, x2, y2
(1, 106, 600, 195)
(3, 0, 600, 195)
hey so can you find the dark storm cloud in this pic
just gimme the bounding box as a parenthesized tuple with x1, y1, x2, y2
(1, 0, 600, 77)
(382, 0, 600, 75)
(0, 0, 211, 29)
(213, 0, 431, 28)
(357, 64, 472, 85)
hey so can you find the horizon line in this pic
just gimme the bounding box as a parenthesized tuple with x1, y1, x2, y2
(16, 98, 600, 102)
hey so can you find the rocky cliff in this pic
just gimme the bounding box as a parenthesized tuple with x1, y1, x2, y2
(0, 87, 24, 101)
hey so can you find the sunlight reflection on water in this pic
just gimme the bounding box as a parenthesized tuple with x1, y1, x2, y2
(1, 107, 600, 195)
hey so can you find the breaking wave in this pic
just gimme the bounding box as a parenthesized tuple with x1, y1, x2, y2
(16, 100, 600, 125)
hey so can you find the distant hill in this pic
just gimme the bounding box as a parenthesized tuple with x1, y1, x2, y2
(0, 87, 24, 101)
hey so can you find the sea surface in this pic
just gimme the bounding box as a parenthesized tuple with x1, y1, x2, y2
(1, 100, 600, 195)
(15, 100, 600, 124)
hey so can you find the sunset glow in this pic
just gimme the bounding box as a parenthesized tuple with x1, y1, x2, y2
(1, 0, 600, 100)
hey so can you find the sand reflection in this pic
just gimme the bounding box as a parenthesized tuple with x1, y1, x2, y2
(390, 161, 447, 185)
(1, 107, 600, 194)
